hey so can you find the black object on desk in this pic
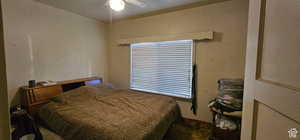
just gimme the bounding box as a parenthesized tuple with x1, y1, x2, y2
(11, 106, 43, 140)
(28, 80, 36, 88)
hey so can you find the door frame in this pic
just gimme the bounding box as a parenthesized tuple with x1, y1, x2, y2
(0, 0, 11, 139)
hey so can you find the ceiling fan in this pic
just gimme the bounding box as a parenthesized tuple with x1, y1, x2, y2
(107, 0, 146, 12)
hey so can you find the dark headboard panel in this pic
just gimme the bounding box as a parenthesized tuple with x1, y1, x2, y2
(61, 82, 85, 92)
(58, 77, 103, 92)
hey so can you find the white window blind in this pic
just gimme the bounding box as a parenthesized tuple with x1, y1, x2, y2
(130, 40, 193, 98)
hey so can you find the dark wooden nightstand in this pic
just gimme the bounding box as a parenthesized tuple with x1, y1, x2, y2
(20, 85, 63, 115)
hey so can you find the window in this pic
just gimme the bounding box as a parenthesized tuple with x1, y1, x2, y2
(130, 40, 193, 98)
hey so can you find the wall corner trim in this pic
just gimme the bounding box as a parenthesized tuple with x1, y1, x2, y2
(117, 31, 214, 46)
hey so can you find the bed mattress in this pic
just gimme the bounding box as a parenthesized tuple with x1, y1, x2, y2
(38, 85, 180, 140)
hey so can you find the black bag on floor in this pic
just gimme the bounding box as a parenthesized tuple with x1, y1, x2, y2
(11, 106, 43, 140)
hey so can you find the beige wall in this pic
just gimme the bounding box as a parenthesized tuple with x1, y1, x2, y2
(0, 1, 10, 139)
(2, 0, 109, 105)
(1, 0, 248, 124)
(108, 0, 249, 122)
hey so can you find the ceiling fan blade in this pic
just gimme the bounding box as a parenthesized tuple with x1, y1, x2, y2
(125, 0, 146, 7)
(104, 0, 109, 6)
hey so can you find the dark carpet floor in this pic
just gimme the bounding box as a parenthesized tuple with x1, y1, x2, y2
(164, 119, 212, 140)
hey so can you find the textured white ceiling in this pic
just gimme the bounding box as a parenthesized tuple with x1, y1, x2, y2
(36, 0, 205, 21)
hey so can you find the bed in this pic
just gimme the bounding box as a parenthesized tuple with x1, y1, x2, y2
(38, 84, 180, 140)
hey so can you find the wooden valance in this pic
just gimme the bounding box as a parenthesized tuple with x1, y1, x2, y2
(118, 31, 214, 45)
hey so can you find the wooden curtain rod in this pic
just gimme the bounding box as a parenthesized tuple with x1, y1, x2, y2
(118, 31, 214, 45)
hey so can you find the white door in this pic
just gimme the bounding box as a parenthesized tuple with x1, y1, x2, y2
(241, 0, 300, 140)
